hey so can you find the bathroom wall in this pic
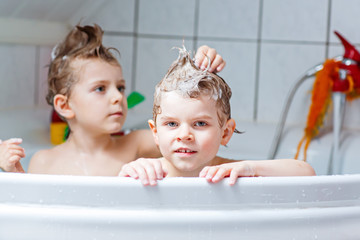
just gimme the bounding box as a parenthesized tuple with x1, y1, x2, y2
(2, 0, 360, 130)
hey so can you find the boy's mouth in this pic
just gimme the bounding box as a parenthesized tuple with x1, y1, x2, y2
(175, 148, 197, 154)
(110, 111, 123, 117)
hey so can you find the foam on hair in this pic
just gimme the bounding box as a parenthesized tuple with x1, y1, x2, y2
(153, 46, 234, 128)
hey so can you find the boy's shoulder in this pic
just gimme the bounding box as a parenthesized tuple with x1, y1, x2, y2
(211, 156, 239, 166)
(126, 129, 152, 139)
(28, 145, 65, 173)
(123, 129, 161, 158)
(118, 129, 153, 145)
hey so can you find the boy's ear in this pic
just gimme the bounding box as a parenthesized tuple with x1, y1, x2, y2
(53, 94, 75, 120)
(221, 119, 236, 146)
(148, 119, 159, 145)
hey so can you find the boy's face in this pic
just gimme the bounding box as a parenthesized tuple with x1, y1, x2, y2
(67, 59, 127, 134)
(150, 91, 234, 176)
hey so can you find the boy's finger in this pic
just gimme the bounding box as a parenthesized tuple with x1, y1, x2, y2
(216, 61, 226, 73)
(229, 170, 240, 185)
(200, 51, 216, 71)
(162, 167, 168, 178)
(153, 160, 164, 180)
(140, 162, 157, 186)
(194, 45, 208, 67)
(119, 165, 138, 179)
(9, 149, 25, 159)
(205, 167, 219, 181)
(136, 165, 150, 186)
(15, 162, 25, 173)
(7, 138, 23, 144)
(8, 155, 21, 165)
(211, 168, 228, 183)
(210, 55, 224, 73)
(199, 166, 210, 178)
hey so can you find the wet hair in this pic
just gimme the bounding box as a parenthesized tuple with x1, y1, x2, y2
(46, 24, 120, 106)
(153, 46, 240, 133)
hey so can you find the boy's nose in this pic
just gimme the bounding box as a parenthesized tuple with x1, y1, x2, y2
(176, 125, 194, 142)
(111, 89, 124, 104)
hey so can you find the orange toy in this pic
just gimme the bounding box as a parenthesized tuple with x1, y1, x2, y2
(296, 31, 360, 161)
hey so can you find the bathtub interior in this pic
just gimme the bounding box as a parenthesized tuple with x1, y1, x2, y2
(2, 107, 360, 175)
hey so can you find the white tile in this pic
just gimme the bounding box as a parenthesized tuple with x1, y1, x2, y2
(44, 0, 88, 22)
(197, 40, 257, 122)
(102, 35, 134, 90)
(330, 0, 360, 44)
(134, 38, 194, 118)
(257, 42, 326, 124)
(138, 0, 196, 36)
(327, 43, 344, 59)
(262, 0, 328, 42)
(37, 46, 53, 107)
(343, 100, 360, 130)
(198, 0, 260, 39)
(81, 0, 135, 32)
(0, 44, 36, 109)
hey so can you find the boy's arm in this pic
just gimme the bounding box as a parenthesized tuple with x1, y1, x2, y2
(0, 138, 25, 173)
(200, 158, 316, 185)
(119, 157, 167, 186)
(195, 45, 226, 73)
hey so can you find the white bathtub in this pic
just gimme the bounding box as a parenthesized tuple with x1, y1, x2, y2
(0, 173, 360, 240)
(2, 108, 360, 239)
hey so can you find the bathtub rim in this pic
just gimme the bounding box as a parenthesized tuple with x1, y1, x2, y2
(1, 173, 360, 210)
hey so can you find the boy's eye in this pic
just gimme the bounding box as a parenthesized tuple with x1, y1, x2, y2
(95, 86, 105, 92)
(195, 121, 207, 127)
(166, 122, 178, 127)
(117, 86, 126, 93)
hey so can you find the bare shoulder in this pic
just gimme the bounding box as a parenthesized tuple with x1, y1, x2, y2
(126, 129, 152, 139)
(28, 146, 62, 173)
(126, 129, 161, 158)
(211, 156, 239, 166)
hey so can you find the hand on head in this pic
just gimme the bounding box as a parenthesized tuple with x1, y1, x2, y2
(194, 45, 226, 73)
(0, 138, 25, 173)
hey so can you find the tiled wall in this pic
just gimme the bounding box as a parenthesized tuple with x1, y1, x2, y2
(2, 0, 360, 129)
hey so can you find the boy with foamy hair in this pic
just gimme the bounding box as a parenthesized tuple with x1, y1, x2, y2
(119, 47, 315, 185)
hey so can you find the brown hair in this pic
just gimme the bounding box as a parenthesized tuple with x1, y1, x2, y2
(153, 46, 239, 132)
(46, 24, 120, 106)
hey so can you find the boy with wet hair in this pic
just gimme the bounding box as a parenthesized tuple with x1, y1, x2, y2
(119, 47, 315, 185)
(15, 24, 227, 175)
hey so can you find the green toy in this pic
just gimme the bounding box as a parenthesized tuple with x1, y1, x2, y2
(127, 91, 145, 109)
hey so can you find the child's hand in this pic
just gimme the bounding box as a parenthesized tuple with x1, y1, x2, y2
(0, 138, 25, 173)
(119, 158, 167, 186)
(194, 45, 226, 73)
(199, 161, 255, 185)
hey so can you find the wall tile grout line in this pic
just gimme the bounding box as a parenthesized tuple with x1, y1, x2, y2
(103, 32, 331, 46)
(34, 46, 40, 106)
(253, 0, 264, 122)
(325, 0, 332, 59)
(193, 0, 200, 52)
(131, 0, 140, 93)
